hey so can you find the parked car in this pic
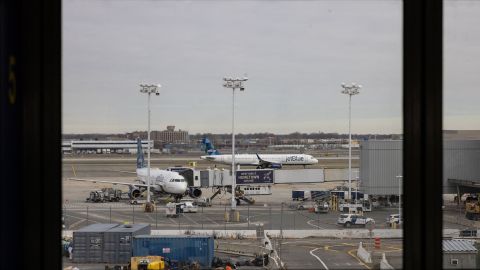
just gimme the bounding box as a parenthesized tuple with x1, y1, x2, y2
(386, 214, 403, 225)
(314, 201, 330, 213)
(297, 202, 316, 210)
(178, 201, 198, 213)
(195, 197, 212, 207)
(337, 214, 375, 228)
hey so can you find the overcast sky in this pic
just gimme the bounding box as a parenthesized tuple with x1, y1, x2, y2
(62, 0, 480, 134)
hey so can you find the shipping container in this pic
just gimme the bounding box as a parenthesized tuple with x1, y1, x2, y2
(274, 169, 324, 183)
(292, 190, 311, 201)
(72, 223, 118, 263)
(133, 235, 214, 267)
(103, 223, 151, 264)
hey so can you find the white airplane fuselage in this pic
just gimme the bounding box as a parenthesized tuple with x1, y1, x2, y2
(200, 154, 318, 166)
(136, 168, 187, 195)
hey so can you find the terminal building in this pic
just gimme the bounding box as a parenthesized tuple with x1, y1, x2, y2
(359, 139, 480, 195)
(62, 140, 153, 154)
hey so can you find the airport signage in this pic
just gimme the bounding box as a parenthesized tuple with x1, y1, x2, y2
(236, 170, 274, 185)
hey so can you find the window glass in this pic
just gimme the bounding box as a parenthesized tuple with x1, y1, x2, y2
(443, 2, 480, 266)
(62, 0, 402, 269)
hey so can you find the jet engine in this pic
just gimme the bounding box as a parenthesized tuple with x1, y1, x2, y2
(128, 186, 142, 199)
(257, 163, 282, 169)
(269, 163, 283, 169)
(188, 187, 202, 199)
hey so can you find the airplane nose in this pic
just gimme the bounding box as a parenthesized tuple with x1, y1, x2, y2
(182, 183, 188, 192)
(313, 158, 319, 163)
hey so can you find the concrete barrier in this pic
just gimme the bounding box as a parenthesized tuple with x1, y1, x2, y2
(380, 253, 394, 270)
(264, 233, 284, 270)
(356, 242, 372, 263)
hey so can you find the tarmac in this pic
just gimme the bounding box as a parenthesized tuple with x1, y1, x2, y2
(61, 156, 473, 269)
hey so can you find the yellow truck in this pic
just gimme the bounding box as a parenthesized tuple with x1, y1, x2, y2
(465, 200, 480, 221)
(130, 256, 165, 270)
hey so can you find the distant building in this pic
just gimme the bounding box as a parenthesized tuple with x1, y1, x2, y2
(443, 239, 477, 269)
(444, 130, 480, 140)
(62, 140, 153, 154)
(153, 126, 189, 143)
(359, 139, 480, 195)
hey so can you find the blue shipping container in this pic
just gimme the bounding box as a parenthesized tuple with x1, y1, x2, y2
(133, 235, 214, 267)
(292, 190, 305, 199)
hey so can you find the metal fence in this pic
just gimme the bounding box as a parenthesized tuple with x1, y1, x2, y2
(63, 201, 336, 232)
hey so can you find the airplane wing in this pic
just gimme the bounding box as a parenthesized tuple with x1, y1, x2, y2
(66, 178, 151, 188)
(255, 154, 283, 169)
(202, 156, 216, 161)
(116, 170, 137, 175)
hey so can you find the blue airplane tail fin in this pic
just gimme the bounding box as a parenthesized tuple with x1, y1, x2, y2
(201, 137, 221, 155)
(136, 138, 145, 168)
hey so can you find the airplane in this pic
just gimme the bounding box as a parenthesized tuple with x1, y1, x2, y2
(200, 137, 319, 169)
(67, 138, 192, 201)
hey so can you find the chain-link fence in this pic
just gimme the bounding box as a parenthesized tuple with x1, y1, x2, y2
(63, 201, 336, 232)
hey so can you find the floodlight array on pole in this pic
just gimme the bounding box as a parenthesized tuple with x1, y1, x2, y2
(341, 82, 361, 201)
(222, 76, 248, 210)
(139, 83, 161, 204)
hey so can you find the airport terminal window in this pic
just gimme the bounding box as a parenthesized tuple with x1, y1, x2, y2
(443, 2, 480, 265)
(61, 1, 406, 269)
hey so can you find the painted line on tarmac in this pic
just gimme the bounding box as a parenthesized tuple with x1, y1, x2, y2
(323, 245, 339, 252)
(68, 217, 86, 229)
(309, 247, 329, 270)
(307, 219, 327, 229)
(182, 213, 200, 225)
(203, 215, 220, 225)
(347, 248, 371, 269)
(144, 213, 155, 222)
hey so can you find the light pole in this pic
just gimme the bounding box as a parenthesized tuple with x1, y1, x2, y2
(139, 83, 161, 204)
(396, 175, 403, 219)
(341, 82, 361, 201)
(223, 76, 248, 210)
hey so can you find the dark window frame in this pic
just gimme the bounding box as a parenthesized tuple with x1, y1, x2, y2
(1, 0, 443, 268)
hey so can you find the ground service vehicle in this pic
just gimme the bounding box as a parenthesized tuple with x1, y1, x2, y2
(86, 188, 122, 203)
(297, 202, 316, 210)
(386, 214, 403, 225)
(165, 203, 181, 217)
(465, 201, 480, 220)
(130, 256, 165, 270)
(337, 214, 375, 228)
(314, 201, 329, 213)
(86, 190, 105, 202)
(178, 201, 198, 213)
(338, 200, 372, 212)
(195, 197, 212, 207)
